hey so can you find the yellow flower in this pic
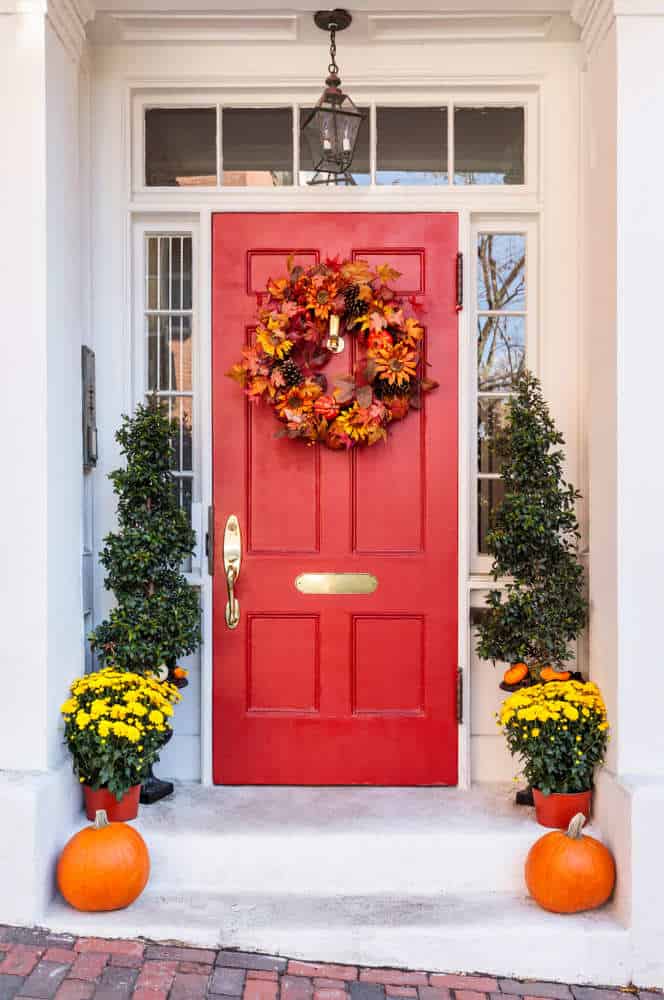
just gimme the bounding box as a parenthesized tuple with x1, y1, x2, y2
(531, 728, 540, 737)
(149, 709, 164, 725)
(61, 698, 78, 715)
(75, 710, 90, 730)
(98, 720, 112, 738)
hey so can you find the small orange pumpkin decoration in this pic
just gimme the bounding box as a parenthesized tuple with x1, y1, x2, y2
(525, 813, 615, 913)
(57, 810, 150, 912)
(503, 662, 529, 686)
(540, 665, 572, 682)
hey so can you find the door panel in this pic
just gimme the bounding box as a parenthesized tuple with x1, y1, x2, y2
(212, 212, 458, 785)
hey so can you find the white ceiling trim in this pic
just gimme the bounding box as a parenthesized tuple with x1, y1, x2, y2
(571, 0, 614, 53)
(48, 0, 92, 59)
(0, 0, 92, 60)
(367, 13, 554, 41)
(109, 11, 297, 42)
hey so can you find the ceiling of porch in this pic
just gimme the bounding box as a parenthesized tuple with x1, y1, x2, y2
(86, 1, 581, 47)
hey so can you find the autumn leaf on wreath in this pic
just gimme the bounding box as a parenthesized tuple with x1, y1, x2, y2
(246, 376, 271, 398)
(421, 377, 439, 393)
(268, 277, 289, 299)
(375, 263, 402, 284)
(226, 364, 247, 386)
(340, 260, 373, 285)
(356, 385, 373, 409)
(365, 357, 377, 383)
(333, 374, 356, 405)
(369, 311, 387, 333)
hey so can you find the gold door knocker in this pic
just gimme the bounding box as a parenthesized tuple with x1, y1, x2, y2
(326, 314, 345, 354)
(223, 514, 242, 629)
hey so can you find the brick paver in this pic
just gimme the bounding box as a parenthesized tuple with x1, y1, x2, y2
(0, 926, 658, 1000)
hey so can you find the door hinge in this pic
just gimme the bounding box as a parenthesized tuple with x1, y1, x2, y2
(456, 252, 464, 312)
(205, 505, 215, 576)
(457, 667, 464, 725)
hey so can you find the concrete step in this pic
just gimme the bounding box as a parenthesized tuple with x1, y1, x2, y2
(44, 889, 630, 986)
(117, 783, 602, 896)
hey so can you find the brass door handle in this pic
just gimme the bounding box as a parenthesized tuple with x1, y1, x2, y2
(223, 515, 242, 629)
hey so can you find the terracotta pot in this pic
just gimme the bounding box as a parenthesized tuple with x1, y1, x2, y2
(533, 788, 592, 829)
(83, 784, 140, 822)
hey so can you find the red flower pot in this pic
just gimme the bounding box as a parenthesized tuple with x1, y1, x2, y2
(83, 784, 140, 822)
(533, 788, 592, 829)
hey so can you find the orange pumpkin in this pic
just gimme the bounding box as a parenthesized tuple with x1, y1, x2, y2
(540, 666, 572, 682)
(503, 662, 529, 685)
(57, 810, 150, 912)
(525, 813, 615, 913)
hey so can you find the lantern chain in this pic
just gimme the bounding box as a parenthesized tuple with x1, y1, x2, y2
(328, 26, 338, 75)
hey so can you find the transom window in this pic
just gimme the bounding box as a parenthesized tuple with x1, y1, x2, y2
(140, 101, 527, 189)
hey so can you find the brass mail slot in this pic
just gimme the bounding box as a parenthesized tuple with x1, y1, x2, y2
(295, 573, 378, 595)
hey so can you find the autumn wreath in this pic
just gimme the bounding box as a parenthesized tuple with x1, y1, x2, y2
(227, 256, 438, 450)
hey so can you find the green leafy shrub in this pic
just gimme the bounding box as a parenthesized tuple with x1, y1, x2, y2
(89, 400, 201, 676)
(476, 371, 587, 674)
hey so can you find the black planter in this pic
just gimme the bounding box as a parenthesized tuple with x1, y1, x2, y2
(140, 727, 174, 805)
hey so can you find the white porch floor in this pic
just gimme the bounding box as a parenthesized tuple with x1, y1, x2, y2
(45, 783, 630, 985)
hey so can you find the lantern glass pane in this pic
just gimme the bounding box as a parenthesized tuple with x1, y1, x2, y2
(454, 107, 525, 185)
(376, 107, 448, 185)
(145, 108, 217, 187)
(222, 107, 293, 186)
(300, 105, 369, 185)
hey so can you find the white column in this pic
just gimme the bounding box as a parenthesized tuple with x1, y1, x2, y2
(579, 1, 664, 980)
(614, 8, 664, 777)
(0, 1, 90, 773)
(0, 8, 51, 772)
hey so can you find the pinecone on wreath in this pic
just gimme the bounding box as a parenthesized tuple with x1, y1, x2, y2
(344, 284, 365, 320)
(278, 358, 303, 387)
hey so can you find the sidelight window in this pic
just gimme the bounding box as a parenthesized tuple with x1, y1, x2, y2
(475, 229, 529, 558)
(144, 233, 194, 526)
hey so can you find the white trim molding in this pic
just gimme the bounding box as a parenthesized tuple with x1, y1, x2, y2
(572, 0, 664, 57)
(47, 0, 92, 61)
(572, 0, 614, 54)
(0, 0, 92, 60)
(367, 13, 556, 42)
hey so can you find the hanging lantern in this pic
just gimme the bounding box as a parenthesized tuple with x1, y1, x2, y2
(301, 10, 364, 186)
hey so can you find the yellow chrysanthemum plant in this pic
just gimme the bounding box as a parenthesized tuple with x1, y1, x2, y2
(498, 680, 609, 795)
(61, 668, 181, 800)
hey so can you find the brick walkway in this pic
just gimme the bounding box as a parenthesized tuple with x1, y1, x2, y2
(0, 927, 657, 1000)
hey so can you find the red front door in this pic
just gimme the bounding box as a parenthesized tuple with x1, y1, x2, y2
(212, 212, 458, 785)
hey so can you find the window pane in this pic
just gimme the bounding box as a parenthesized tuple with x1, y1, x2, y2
(478, 477, 505, 554)
(477, 233, 526, 311)
(477, 315, 525, 392)
(478, 397, 509, 474)
(299, 106, 370, 185)
(377, 107, 448, 185)
(147, 237, 158, 310)
(454, 107, 524, 185)
(145, 108, 217, 187)
(222, 108, 293, 186)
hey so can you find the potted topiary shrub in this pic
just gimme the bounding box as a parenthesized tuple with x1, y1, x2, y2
(89, 399, 201, 803)
(61, 668, 181, 820)
(497, 678, 610, 827)
(476, 370, 588, 686)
